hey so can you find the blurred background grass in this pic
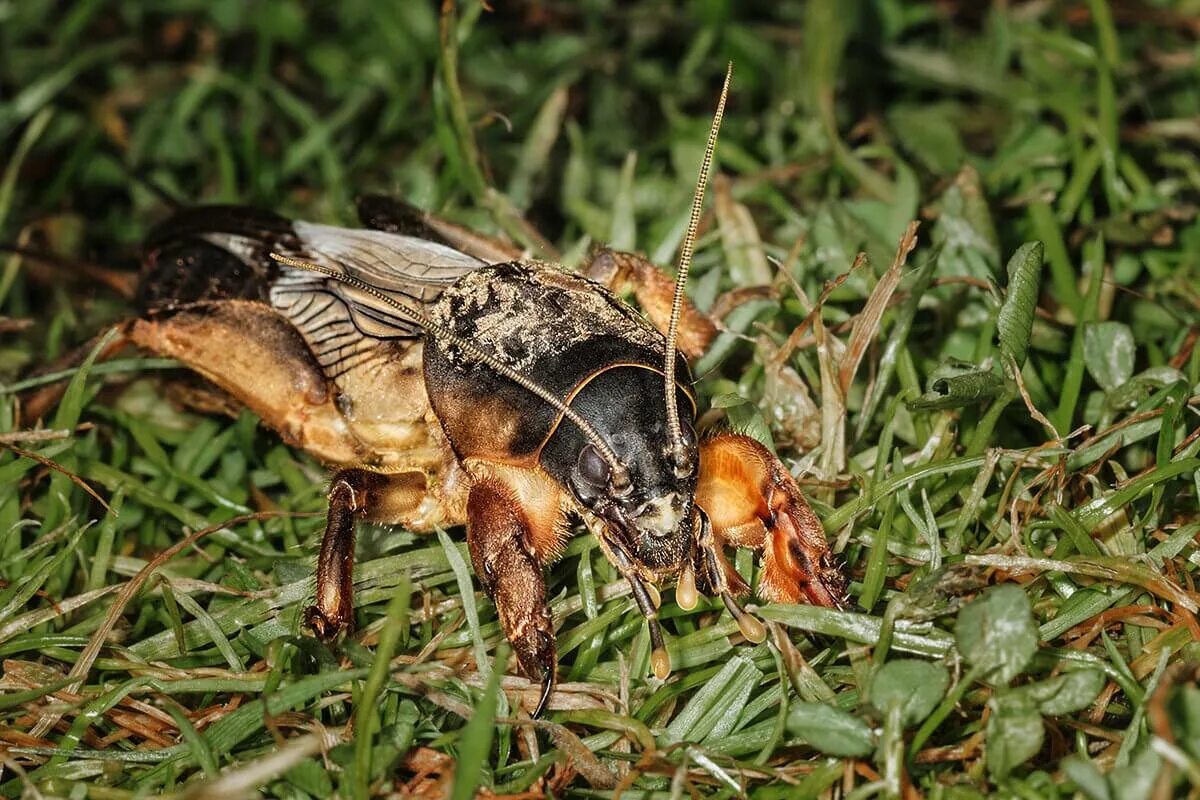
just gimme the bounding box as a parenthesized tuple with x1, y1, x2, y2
(1, 1, 1199, 798)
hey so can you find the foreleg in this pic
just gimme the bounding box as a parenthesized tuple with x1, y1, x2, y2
(694, 433, 847, 609)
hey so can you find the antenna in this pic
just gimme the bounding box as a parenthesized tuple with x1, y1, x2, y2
(269, 253, 631, 492)
(663, 62, 731, 473)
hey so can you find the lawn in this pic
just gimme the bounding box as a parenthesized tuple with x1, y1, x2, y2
(1, 1, 1199, 797)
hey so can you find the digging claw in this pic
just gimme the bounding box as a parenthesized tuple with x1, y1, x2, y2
(534, 668, 555, 719)
(513, 628, 558, 718)
(303, 604, 351, 641)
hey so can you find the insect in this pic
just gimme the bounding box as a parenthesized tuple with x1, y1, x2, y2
(30, 67, 845, 716)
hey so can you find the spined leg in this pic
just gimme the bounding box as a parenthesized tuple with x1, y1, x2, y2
(23, 302, 362, 466)
(132, 301, 363, 465)
(466, 478, 557, 716)
(694, 433, 847, 609)
(583, 248, 717, 360)
(306, 468, 434, 638)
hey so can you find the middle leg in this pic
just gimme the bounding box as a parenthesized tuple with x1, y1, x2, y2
(306, 467, 458, 639)
(466, 475, 562, 717)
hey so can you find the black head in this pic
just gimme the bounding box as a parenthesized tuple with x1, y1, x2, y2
(540, 366, 698, 576)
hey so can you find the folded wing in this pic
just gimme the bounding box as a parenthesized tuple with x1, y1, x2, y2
(270, 222, 485, 376)
(142, 206, 491, 381)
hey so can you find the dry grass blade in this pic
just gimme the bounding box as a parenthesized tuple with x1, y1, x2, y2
(1, 443, 112, 513)
(838, 221, 920, 395)
(760, 335, 821, 449)
(27, 510, 308, 738)
(0, 244, 140, 299)
(964, 554, 1199, 612)
(0, 584, 120, 644)
(529, 719, 617, 788)
(0, 428, 71, 445)
(1007, 353, 1061, 441)
(180, 729, 341, 800)
(713, 174, 771, 287)
(0, 316, 33, 334)
(5, 660, 178, 747)
(812, 255, 865, 479)
(814, 309, 848, 481)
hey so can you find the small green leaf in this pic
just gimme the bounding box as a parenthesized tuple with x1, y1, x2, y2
(1107, 745, 1161, 800)
(954, 584, 1038, 684)
(870, 659, 950, 727)
(1011, 669, 1105, 716)
(710, 392, 776, 452)
(451, 646, 507, 800)
(888, 104, 967, 175)
(1083, 321, 1135, 391)
(939, 788, 988, 800)
(1062, 755, 1112, 800)
(985, 698, 1043, 780)
(983, 670, 1104, 783)
(286, 758, 334, 798)
(996, 241, 1045, 369)
(786, 702, 875, 757)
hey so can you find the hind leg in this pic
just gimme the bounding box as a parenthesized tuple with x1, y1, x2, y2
(125, 301, 365, 465)
(23, 300, 363, 464)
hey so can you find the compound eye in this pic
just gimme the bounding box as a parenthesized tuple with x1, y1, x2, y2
(668, 421, 699, 477)
(577, 443, 611, 486)
(680, 420, 698, 449)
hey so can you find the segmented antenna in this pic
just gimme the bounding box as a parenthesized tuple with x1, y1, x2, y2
(663, 63, 731, 472)
(269, 252, 631, 491)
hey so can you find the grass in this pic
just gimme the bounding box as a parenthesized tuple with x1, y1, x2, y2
(2, 1, 1199, 797)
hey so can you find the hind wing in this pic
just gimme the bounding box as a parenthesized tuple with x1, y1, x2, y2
(142, 207, 489, 380)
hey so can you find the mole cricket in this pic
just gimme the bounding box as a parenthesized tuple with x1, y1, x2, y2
(28, 67, 846, 715)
